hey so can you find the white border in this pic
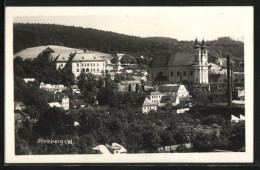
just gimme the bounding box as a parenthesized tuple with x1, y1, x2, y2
(5, 7, 254, 163)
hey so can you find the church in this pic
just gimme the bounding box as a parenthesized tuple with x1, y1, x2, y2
(149, 38, 209, 86)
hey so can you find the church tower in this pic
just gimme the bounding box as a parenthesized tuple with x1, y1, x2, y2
(193, 38, 209, 84)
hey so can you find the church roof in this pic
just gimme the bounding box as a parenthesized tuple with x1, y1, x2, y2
(151, 53, 170, 67)
(167, 52, 194, 66)
(151, 51, 195, 67)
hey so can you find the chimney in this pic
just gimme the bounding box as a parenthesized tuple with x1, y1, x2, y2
(227, 55, 232, 106)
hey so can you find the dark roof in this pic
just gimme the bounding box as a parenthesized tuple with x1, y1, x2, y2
(160, 96, 178, 104)
(151, 51, 194, 67)
(209, 74, 222, 82)
(158, 85, 180, 92)
(154, 75, 168, 81)
(14, 110, 29, 120)
(151, 53, 170, 67)
(167, 52, 194, 66)
(43, 47, 55, 53)
(179, 96, 192, 102)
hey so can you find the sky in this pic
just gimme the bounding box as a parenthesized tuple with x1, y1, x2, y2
(13, 7, 250, 41)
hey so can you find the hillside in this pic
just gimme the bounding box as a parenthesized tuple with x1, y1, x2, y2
(13, 23, 244, 60)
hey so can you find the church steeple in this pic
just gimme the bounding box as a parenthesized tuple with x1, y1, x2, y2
(201, 39, 206, 49)
(194, 37, 199, 49)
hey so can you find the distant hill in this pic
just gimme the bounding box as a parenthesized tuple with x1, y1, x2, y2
(13, 23, 244, 60)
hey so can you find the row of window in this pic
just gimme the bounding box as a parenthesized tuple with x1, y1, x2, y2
(151, 95, 161, 99)
(76, 68, 100, 72)
(77, 63, 100, 67)
(170, 71, 193, 77)
(143, 107, 156, 110)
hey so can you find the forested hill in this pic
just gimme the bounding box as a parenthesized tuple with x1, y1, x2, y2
(13, 23, 244, 59)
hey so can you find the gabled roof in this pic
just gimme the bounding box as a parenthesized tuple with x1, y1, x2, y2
(48, 102, 62, 108)
(56, 53, 71, 62)
(151, 51, 195, 67)
(167, 52, 194, 66)
(151, 53, 170, 67)
(16, 101, 26, 106)
(43, 47, 55, 53)
(160, 96, 178, 104)
(158, 84, 180, 93)
(72, 53, 106, 62)
(14, 110, 30, 120)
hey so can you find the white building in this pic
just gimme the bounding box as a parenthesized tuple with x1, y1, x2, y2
(40, 82, 65, 93)
(62, 96, 69, 111)
(23, 78, 35, 83)
(92, 143, 127, 154)
(142, 95, 158, 114)
(71, 53, 107, 78)
(158, 84, 189, 97)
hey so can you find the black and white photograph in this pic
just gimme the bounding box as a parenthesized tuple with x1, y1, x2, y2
(5, 7, 253, 163)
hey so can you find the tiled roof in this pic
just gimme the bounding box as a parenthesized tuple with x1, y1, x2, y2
(72, 53, 106, 62)
(160, 96, 178, 104)
(151, 51, 195, 67)
(167, 52, 194, 66)
(158, 84, 180, 92)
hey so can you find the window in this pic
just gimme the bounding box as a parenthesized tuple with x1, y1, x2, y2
(171, 71, 173, 76)
(196, 79, 198, 82)
(82, 63, 84, 67)
(87, 63, 89, 66)
(183, 71, 186, 76)
(77, 63, 79, 67)
(97, 63, 99, 66)
(77, 69, 79, 72)
(93, 69, 95, 71)
(190, 71, 193, 76)
(61, 64, 63, 67)
(91, 63, 92, 66)
(97, 68, 99, 71)
(177, 71, 180, 76)
(93, 63, 95, 66)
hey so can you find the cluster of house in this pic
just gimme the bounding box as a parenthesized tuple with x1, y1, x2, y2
(142, 84, 192, 114)
(14, 101, 30, 131)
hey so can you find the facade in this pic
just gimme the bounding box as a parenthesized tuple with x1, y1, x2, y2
(118, 80, 142, 92)
(71, 53, 107, 78)
(150, 39, 209, 86)
(62, 96, 70, 111)
(158, 84, 189, 97)
(40, 82, 65, 93)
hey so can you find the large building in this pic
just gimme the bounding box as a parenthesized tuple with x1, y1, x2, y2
(56, 52, 107, 78)
(150, 39, 209, 86)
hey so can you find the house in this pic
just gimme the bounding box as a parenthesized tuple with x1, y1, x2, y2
(232, 100, 245, 108)
(118, 80, 142, 92)
(92, 143, 127, 154)
(142, 101, 158, 114)
(14, 110, 30, 130)
(234, 87, 245, 100)
(150, 38, 209, 85)
(70, 85, 81, 94)
(158, 84, 189, 97)
(48, 102, 62, 108)
(159, 96, 180, 107)
(40, 82, 66, 93)
(23, 78, 35, 83)
(14, 101, 26, 111)
(70, 99, 85, 109)
(231, 114, 245, 123)
(62, 96, 70, 110)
